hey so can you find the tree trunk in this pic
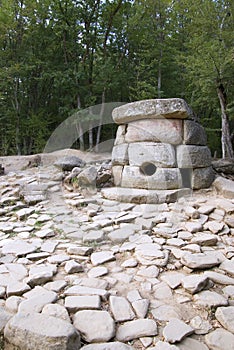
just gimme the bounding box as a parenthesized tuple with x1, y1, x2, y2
(95, 88, 106, 152)
(217, 84, 234, 159)
(89, 122, 93, 150)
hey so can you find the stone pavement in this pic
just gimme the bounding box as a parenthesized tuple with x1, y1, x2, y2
(0, 163, 234, 349)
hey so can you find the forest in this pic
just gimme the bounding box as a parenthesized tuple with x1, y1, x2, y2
(0, 0, 233, 158)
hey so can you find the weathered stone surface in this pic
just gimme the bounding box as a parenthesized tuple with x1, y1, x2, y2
(151, 342, 180, 350)
(2, 240, 38, 256)
(64, 286, 108, 299)
(6, 281, 31, 297)
(160, 272, 184, 289)
(204, 271, 234, 285)
(135, 243, 169, 266)
(77, 167, 97, 187)
(189, 315, 212, 335)
(112, 98, 193, 124)
(112, 144, 129, 166)
(108, 227, 135, 243)
(18, 287, 57, 313)
(4, 312, 80, 350)
(132, 299, 149, 318)
(0, 307, 12, 333)
(176, 145, 211, 168)
(128, 142, 176, 168)
(65, 296, 101, 312)
(215, 306, 234, 333)
(179, 337, 209, 350)
(212, 158, 234, 175)
(101, 187, 191, 204)
(112, 165, 123, 186)
(54, 156, 85, 171)
(151, 305, 180, 322)
(163, 318, 194, 343)
(116, 319, 157, 341)
(121, 166, 182, 190)
(191, 233, 218, 246)
(184, 120, 207, 145)
(181, 274, 209, 294)
(73, 310, 115, 343)
(90, 251, 115, 266)
(80, 342, 133, 350)
(181, 252, 223, 269)
(125, 119, 182, 145)
(42, 304, 70, 323)
(220, 259, 234, 276)
(193, 290, 228, 307)
(205, 329, 234, 350)
(27, 264, 56, 287)
(192, 166, 215, 189)
(64, 260, 83, 274)
(213, 176, 234, 199)
(114, 124, 127, 145)
(109, 296, 135, 321)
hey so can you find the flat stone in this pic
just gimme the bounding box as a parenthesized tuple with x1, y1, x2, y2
(128, 142, 176, 168)
(205, 329, 234, 350)
(181, 274, 210, 294)
(204, 221, 224, 234)
(112, 98, 193, 124)
(47, 254, 71, 264)
(6, 281, 31, 297)
(15, 208, 35, 220)
(5, 296, 24, 314)
(184, 222, 203, 233)
(109, 296, 135, 322)
(151, 305, 180, 322)
(191, 233, 218, 246)
(193, 291, 228, 307)
(64, 260, 83, 274)
(121, 166, 182, 190)
(178, 337, 209, 350)
(41, 241, 58, 253)
(108, 227, 135, 243)
(65, 296, 101, 312)
(54, 156, 85, 171)
(88, 266, 108, 278)
(220, 259, 234, 276)
(64, 285, 108, 300)
(163, 318, 194, 343)
(83, 230, 105, 243)
(176, 145, 211, 168)
(160, 272, 185, 289)
(153, 282, 173, 299)
(4, 312, 80, 349)
(2, 240, 38, 256)
(213, 176, 234, 199)
(132, 299, 149, 318)
(189, 315, 212, 335)
(151, 341, 180, 350)
(125, 119, 182, 144)
(44, 280, 67, 292)
(80, 342, 133, 350)
(116, 319, 157, 342)
(204, 271, 234, 285)
(67, 245, 93, 256)
(18, 287, 57, 313)
(112, 165, 124, 186)
(192, 167, 215, 189)
(90, 251, 115, 266)
(73, 310, 115, 342)
(127, 290, 142, 303)
(122, 258, 138, 268)
(137, 265, 159, 278)
(215, 306, 234, 333)
(42, 304, 70, 322)
(27, 264, 56, 287)
(135, 243, 169, 266)
(181, 252, 223, 269)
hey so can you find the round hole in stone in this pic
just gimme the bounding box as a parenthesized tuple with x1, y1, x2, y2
(140, 162, 157, 176)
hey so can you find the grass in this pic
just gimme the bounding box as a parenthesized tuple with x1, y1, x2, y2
(0, 336, 4, 350)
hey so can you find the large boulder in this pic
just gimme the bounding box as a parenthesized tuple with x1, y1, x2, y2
(54, 156, 86, 171)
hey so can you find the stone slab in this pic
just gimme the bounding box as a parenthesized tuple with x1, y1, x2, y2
(125, 119, 183, 145)
(184, 120, 207, 145)
(192, 166, 215, 189)
(112, 98, 193, 124)
(112, 144, 129, 166)
(213, 176, 234, 199)
(176, 145, 211, 168)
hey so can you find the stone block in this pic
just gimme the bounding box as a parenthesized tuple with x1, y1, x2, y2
(112, 165, 123, 186)
(4, 313, 80, 350)
(128, 143, 176, 168)
(176, 145, 211, 168)
(114, 125, 127, 145)
(112, 98, 194, 124)
(184, 120, 207, 145)
(112, 144, 129, 166)
(125, 119, 182, 145)
(121, 166, 182, 190)
(213, 176, 234, 199)
(192, 166, 215, 189)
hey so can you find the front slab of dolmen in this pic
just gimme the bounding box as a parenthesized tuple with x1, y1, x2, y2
(104, 99, 215, 204)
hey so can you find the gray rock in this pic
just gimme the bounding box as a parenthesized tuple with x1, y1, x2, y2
(77, 166, 97, 187)
(204, 271, 234, 285)
(212, 158, 234, 175)
(27, 264, 56, 287)
(73, 310, 115, 343)
(121, 166, 182, 190)
(193, 290, 228, 307)
(178, 337, 209, 350)
(116, 319, 157, 342)
(114, 124, 127, 145)
(44, 280, 67, 292)
(192, 167, 215, 189)
(80, 342, 133, 350)
(181, 252, 223, 269)
(0, 307, 12, 333)
(91, 251, 115, 266)
(109, 296, 135, 322)
(2, 240, 38, 256)
(153, 282, 173, 299)
(205, 328, 234, 350)
(213, 176, 234, 199)
(191, 233, 218, 246)
(4, 312, 80, 350)
(87, 267, 108, 278)
(83, 230, 105, 243)
(163, 318, 194, 343)
(5, 296, 24, 314)
(135, 243, 169, 266)
(184, 120, 207, 145)
(18, 287, 57, 313)
(125, 119, 182, 145)
(42, 304, 71, 323)
(151, 342, 180, 350)
(112, 98, 193, 124)
(54, 156, 85, 171)
(128, 142, 176, 168)
(131, 299, 149, 318)
(160, 272, 185, 289)
(215, 306, 234, 333)
(64, 286, 108, 300)
(151, 305, 180, 322)
(112, 144, 129, 165)
(65, 296, 101, 312)
(183, 222, 203, 233)
(108, 227, 135, 243)
(220, 259, 234, 276)
(112, 165, 123, 186)
(64, 260, 83, 274)
(181, 274, 210, 294)
(6, 281, 31, 297)
(177, 145, 211, 168)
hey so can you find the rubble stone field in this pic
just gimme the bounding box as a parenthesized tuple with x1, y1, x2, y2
(0, 151, 234, 350)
